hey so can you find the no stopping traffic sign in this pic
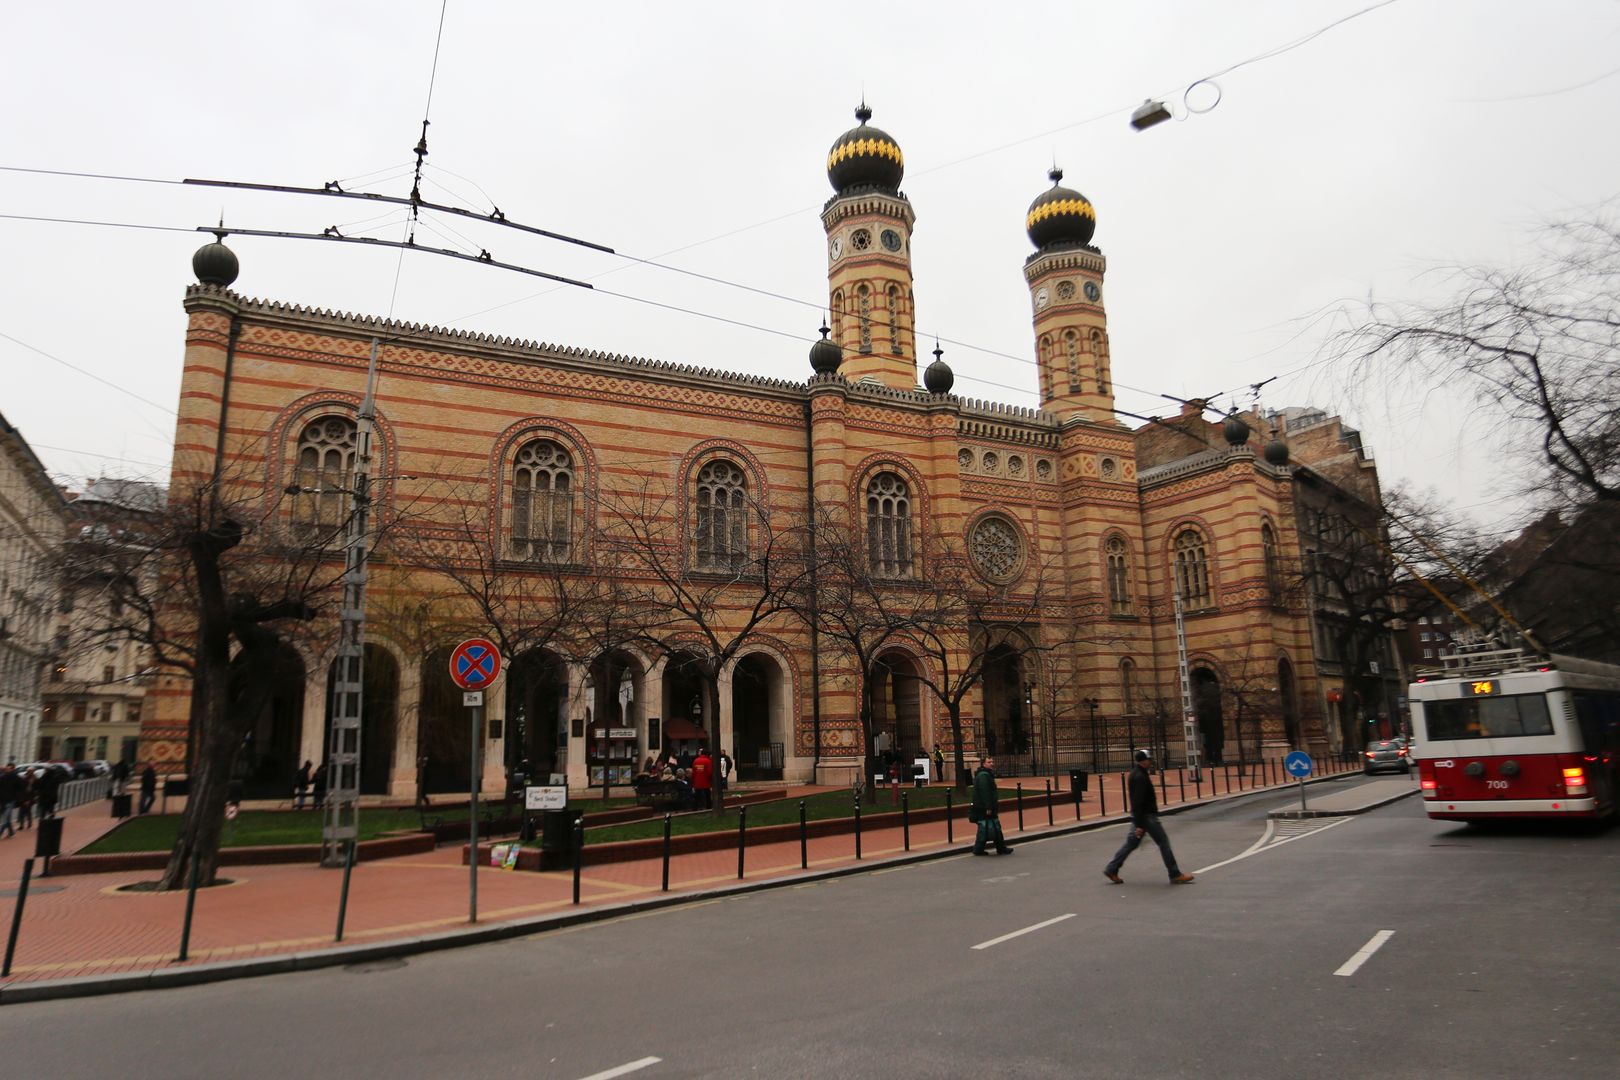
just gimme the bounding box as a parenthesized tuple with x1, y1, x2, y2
(449, 637, 502, 691)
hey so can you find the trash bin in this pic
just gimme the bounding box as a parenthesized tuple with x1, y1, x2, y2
(1069, 768, 1089, 795)
(111, 792, 133, 819)
(537, 809, 579, 871)
(35, 816, 64, 859)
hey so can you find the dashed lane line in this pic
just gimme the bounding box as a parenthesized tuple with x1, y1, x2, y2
(578, 1055, 661, 1080)
(1334, 930, 1395, 977)
(1191, 815, 1351, 876)
(970, 912, 1076, 951)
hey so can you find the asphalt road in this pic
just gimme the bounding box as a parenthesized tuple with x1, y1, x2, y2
(3, 775, 1615, 1080)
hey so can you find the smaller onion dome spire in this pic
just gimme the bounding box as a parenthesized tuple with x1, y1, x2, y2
(1222, 410, 1252, 446)
(1025, 167, 1097, 250)
(192, 226, 239, 287)
(1264, 434, 1291, 466)
(809, 322, 842, 374)
(827, 102, 905, 194)
(923, 341, 954, 394)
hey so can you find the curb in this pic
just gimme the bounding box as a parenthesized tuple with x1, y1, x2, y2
(0, 769, 1370, 1005)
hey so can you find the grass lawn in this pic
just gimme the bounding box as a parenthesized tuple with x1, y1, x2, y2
(80, 807, 462, 855)
(569, 784, 1031, 846)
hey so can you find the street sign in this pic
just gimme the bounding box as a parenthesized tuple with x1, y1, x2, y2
(224, 804, 238, 820)
(448, 637, 501, 691)
(525, 785, 567, 811)
(1284, 750, 1314, 779)
(463, 691, 484, 707)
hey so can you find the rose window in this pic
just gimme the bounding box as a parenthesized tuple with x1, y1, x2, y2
(970, 517, 1021, 580)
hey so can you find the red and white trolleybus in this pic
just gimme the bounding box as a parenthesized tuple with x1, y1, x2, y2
(1408, 647, 1620, 822)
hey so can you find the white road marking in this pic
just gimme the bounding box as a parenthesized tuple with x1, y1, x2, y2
(1334, 930, 1396, 977)
(971, 913, 1076, 951)
(1192, 816, 1351, 875)
(578, 1056, 662, 1080)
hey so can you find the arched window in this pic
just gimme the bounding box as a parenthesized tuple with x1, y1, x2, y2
(831, 289, 844, 340)
(857, 284, 873, 354)
(886, 284, 904, 357)
(1091, 329, 1110, 393)
(293, 415, 357, 538)
(511, 439, 573, 562)
(1173, 528, 1212, 606)
(1262, 522, 1282, 604)
(695, 460, 747, 568)
(1120, 658, 1136, 714)
(1064, 330, 1080, 391)
(1106, 536, 1133, 615)
(866, 472, 912, 577)
(1039, 335, 1053, 400)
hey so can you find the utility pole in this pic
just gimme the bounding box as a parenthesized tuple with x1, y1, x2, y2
(1174, 587, 1202, 781)
(322, 339, 380, 867)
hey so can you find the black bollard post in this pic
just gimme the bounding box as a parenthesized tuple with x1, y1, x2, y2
(799, 800, 808, 870)
(661, 813, 672, 892)
(177, 854, 200, 962)
(945, 790, 953, 844)
(1225, 763, 1233, 793)
(571, 817, 584, 905)
(1045, 780, 1054, 826)
(1073, 784, 1082, 821)
(854, 796, 862, 860)
(335, 839, 356, 942)
(1179, 767, 1186, 802)
(1159, 763, 1168, 804)
(902, 791, 910, 851)
(1195, 768, 1203, 799)
(1016, 784, 1025, 831)
(3, 858, 35, 977)
(737, 804, 747, 880)
(1100, 774, 1108, 816)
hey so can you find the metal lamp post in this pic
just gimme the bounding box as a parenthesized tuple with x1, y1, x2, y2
(1024, 682, 1037, 775)
(1083, 697, 1100, 771)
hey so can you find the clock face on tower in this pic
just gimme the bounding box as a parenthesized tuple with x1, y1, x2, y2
(1034, 286, 1049, 310)
(880, 228, 901, 252)
(1084, 280, 1100, 302)
(829, 236, 844, 261)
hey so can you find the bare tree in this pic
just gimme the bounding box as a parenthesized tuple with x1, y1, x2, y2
(1334, 208, 1620, 508)
(598, 480, 813, 816)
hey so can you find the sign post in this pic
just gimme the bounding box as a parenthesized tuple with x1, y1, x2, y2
(449, 637, 502, 923)
(1284, 750, 1314, 813)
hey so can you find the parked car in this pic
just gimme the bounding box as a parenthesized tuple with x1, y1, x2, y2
(74, 760, 112, 778)
(1363, 738, 1411, 775)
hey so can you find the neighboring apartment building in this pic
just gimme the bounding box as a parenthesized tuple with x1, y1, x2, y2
(140, 105, 1392, 793)
(39, 478, 164, 765)
(0, 411, 70, 764)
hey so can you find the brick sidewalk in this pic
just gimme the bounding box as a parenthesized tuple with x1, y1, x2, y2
(0, 759, 1359, 988)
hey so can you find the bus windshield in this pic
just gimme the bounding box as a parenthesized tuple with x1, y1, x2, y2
(1421, 693, 1554, 741)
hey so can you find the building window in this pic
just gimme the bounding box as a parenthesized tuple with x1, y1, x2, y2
(102, 664, 115, 684)
(866, 472, 912, 577)
(1120, 658, 1136, 713)
(1173, 528, 1212, 607)
(857, 285, 873, 354)
(695, 460, 747, 569)
(292, 415, 358, 538)
(1262, 523, 1283, 604)
(1091, 329, 1109, 393)
(510, 439, 574, 562)
(831, 289, 844, 341)
(1106, 537, 1132, 615)
(72, 702, 87, 724)
(1064, 330, 1080, 391)
(128, 703, 141, 726)
(969, 516, 1021, 581)
(886, 284, 904, 357)
(1422, 648, 1433, 659)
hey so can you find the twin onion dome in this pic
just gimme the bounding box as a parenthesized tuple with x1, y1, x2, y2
(192, 230, 239, 287)
(827, 104, 904, 194)
(1025, 167, 1096, 250)
(809, 324, 842, 374)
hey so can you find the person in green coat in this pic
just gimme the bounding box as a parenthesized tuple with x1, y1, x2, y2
(970, 757, 1013, 855)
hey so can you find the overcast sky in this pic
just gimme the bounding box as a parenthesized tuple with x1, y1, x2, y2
(5, 1, 1618, 536)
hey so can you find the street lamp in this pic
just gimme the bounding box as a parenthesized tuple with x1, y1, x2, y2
(1024, 681, 1037, 776)
(1083, 697, 1100, 771)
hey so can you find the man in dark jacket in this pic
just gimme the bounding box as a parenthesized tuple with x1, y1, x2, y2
(35, 765, 62, 819)
(0, 763, 20, 838)
(138, 765, 158, 815)
(970, 757, 1013, 855)
(1104, 749, 1194, 884)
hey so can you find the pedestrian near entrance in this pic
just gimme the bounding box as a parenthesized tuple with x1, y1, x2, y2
(691, 747, 714, 810)
(138, 765, 157, 815)
(311, 762, 328, 810)
(932, 744, 945, 785)
(718, 749, 733, 798)
(36, 765, 61, 819)
(969, 757, 1013, 855)
(1104, 750, 1194, 885)
(0, 763, 20, 839)
(294, 760, 312, 809)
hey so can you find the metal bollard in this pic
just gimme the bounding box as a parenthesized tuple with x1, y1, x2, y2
(1178, 767, 1186, 802)
(1073, 784, 1082, 821)
(854, 796, 862, 860)
(3, 858, 35, 977)
(945, 790, 953, 844)
(799, 800, 808, 870)
(571, 817, 584, 905)
(335, 839, 356, 942)
(1016, 784, 1024, 831)
(737, 805, 747, 880)
(1100, 774, 1108, 816)
(177, 854, 200, 962)
(902, 792, 910, 851)
(662, 813, 672, 892)
(1195, 768, 1203, 799)
(1158, 764, 1168, 804)
(1045, 780, 1054, 826)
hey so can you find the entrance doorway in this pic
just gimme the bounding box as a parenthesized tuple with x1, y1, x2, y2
(323, 644, 399, 795)
(981, 645, 1030, 772)
(1192, 667, 1225, 764)
(234, 642, 306, 798)
(418, 645, 471, 795)
(505, 649, 568, 782)
(731, 653, 783, 779)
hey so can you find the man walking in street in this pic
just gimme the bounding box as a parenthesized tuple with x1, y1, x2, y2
(1105, 749, 1194, 885)
(138, 764, 157, 815)
(970, 756, 1013, 855)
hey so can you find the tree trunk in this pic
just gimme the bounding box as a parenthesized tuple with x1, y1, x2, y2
(949, 703, 969, 789)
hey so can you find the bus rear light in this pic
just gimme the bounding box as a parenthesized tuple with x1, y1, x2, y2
(1421, 778, 1437, 796)
(1562, 766, 1588, 795)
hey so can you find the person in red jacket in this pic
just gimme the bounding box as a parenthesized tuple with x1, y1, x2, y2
(691, 748, 714, 810)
